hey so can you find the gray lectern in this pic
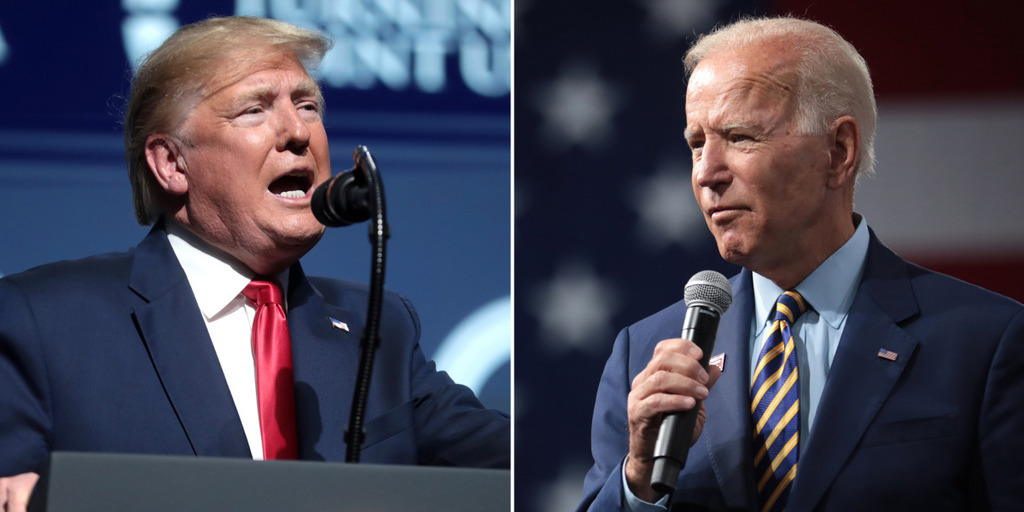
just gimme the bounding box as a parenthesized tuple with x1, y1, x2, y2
(29, 452, 510, 512)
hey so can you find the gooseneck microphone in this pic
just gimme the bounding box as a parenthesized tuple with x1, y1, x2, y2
(311, 146, 377, 227)
(650, 270, 733, 495)
(309, 146, 390, 463)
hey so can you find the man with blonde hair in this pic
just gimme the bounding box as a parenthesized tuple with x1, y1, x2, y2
(579, 16, 1024, 512)
(0, 16, 508, 511)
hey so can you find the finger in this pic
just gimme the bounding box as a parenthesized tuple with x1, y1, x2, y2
(628, 383, 709, 428)
(634, 361, 721, 415)
(633, 341, 709, 388)
(634, 367, 710, 400)
(651, 338, 703, 361)
(1, 477, 9, 511)
(1, 473, 39, 512)
(707, 364, 722, 389)
(692, 402, 709, 443)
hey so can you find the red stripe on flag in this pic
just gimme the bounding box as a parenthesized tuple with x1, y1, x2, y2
(906, 252, 1024, 304)
(774, 0, 1024, 99)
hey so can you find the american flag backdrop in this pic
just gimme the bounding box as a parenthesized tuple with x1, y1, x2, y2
(514, 1, 1024, 511)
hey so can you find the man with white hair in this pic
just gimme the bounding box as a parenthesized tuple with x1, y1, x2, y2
(0, 16, 509, 511)
(579, 16, 1024, 512)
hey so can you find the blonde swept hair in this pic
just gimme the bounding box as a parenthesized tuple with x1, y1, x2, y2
(124, 16, 333, 225)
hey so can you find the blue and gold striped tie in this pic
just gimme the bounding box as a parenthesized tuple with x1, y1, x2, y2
(751, 290, 807, 512)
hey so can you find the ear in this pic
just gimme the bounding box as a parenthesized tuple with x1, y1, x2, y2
(145, 134, 189, 196)
(826, 116, 860, 190)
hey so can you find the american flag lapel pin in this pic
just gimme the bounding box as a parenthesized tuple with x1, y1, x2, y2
(709, 353, 726, 372)
(877, 348, 898, 361)
(330, 317, 350, 332)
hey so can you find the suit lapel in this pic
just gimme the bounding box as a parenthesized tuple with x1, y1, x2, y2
(285, 266, 363, 460)
(787, 233, 921, 511)
(128, 226, 250, 458)
(701, 270, 758, 510)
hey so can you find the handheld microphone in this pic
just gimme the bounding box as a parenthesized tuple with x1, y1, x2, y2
(311, 146, 377, 227)
(650, 270, 732, 494)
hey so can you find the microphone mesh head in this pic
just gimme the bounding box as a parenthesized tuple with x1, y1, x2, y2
(684, 270, 733, 315)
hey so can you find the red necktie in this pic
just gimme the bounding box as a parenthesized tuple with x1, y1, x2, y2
(243, 279, 299, 460)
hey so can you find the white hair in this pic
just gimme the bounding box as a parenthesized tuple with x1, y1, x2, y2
(684, 16, 877, 179)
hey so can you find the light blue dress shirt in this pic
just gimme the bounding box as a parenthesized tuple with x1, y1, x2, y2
(749, 217, 869, 447)
(623, 217, 870, 511)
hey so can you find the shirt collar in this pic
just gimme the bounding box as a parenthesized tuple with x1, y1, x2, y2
(165, 220, 290, 320)
(753, 214, 870, 333)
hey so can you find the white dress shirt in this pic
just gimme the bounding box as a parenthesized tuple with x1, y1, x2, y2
(165, 220, 290, 461)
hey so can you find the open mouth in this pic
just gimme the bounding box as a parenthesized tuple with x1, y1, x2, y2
(269, 172, 313, 199)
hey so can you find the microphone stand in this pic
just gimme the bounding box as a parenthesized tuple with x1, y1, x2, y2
(345, 146, 388, 463)
(313, 145, 389, 463)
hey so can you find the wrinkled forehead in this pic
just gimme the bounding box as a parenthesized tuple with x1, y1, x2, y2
(685, 45, 800, 116)
(198, 48, 318, 101)
(164, 47, 321, 134)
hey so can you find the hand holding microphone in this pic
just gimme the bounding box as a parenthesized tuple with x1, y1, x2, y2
(624, 271, 732, 502)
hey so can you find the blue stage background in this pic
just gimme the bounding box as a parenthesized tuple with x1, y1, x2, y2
(0, 0, 510, 413)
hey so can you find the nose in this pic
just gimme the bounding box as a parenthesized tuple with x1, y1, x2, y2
(276, 104, 311, 154)
(691, 138, 731, 191)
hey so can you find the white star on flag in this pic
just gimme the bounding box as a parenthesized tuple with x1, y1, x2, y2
(532, 63, 625, 152)
(629, 160, 710, 250)
(530, 260, 621, 354)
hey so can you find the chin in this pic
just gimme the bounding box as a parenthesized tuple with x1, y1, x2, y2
(276, 214, 325, 241)
(718, 247, 744, 266)
(251, 235, 322, 275)
(714, 236, 753, 268)
(281, 226, 325, 251)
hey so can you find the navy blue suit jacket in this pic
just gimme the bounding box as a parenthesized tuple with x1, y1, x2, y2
(580, 232, 1024, 511)
(0, 225, 509, 475)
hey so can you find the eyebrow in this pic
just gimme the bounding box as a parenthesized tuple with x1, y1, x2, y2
(233, 85, 274, 105)
(227, 77, 322, 108)
(290, 78, 321, 102)
(720, 122, 758, 133)
(685, 121, 761, 139)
